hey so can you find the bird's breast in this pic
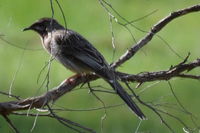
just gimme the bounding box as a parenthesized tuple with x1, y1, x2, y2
(41, 31, 92, 74)
(42, 33, 61, 56)
(42, 36, 51, 53)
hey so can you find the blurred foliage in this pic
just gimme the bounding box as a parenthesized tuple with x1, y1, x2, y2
(0, 0, 200, 133)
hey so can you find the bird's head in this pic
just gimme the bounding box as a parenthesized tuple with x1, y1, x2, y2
(23, 17, 63, 37)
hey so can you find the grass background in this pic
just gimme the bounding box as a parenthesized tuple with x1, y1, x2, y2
(0, 0, 200, 132)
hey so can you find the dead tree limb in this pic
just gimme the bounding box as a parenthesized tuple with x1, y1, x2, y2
(0, 57, 199, 114)
(111, 4, 200, 68)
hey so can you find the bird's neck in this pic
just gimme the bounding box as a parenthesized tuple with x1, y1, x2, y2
(41, 32, 53, 54)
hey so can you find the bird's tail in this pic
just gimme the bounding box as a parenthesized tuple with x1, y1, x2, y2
(107, 79, 146, 120)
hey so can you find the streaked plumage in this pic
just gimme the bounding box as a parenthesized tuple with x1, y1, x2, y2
(24, 18, 146, 120)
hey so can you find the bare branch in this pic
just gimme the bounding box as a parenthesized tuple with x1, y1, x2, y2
(47, 104, 96, 133)
(111, 4, 200, 68)
(177, 74, 200, 80)
(0, 58, 199, 114)
(0, 91, 21, 100)
(0, 74, 97, 114)
(124, 82, 175, 133)
(2, 115, 20, 133)
(118, 58, 200, 82)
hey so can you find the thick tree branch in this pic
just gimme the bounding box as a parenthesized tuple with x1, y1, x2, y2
(111, 4, 200, 68)
(119, 58, 200, 82)
(0, 75, 97, 114)
(0, 58, 199, 114)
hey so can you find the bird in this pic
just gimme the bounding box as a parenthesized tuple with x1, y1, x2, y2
(23, 17, 146, 120)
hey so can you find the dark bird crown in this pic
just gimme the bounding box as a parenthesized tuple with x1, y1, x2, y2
(23, 17, 63, 37)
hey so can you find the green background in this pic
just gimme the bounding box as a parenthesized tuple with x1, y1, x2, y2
(0, 0, 200, 132)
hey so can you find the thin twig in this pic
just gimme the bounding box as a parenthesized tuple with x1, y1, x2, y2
(177, 74, 200, 80)
(0, 36, 41, 51)
(54, 0, 68, 29)
(47, 104, 96, 133)
(2, 115, 20, 133)
(0, 91, 21, 100)
(87, 83, 107, 133)
(111, 4, 200, 68)
(124, 82, 175, 133)
(9, 43, 27, 97)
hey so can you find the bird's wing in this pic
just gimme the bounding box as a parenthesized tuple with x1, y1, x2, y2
(55, 30, 110, 76)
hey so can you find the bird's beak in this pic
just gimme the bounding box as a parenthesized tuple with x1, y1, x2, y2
(23, 26, 32, 31)
(23, 27, 30, 31)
